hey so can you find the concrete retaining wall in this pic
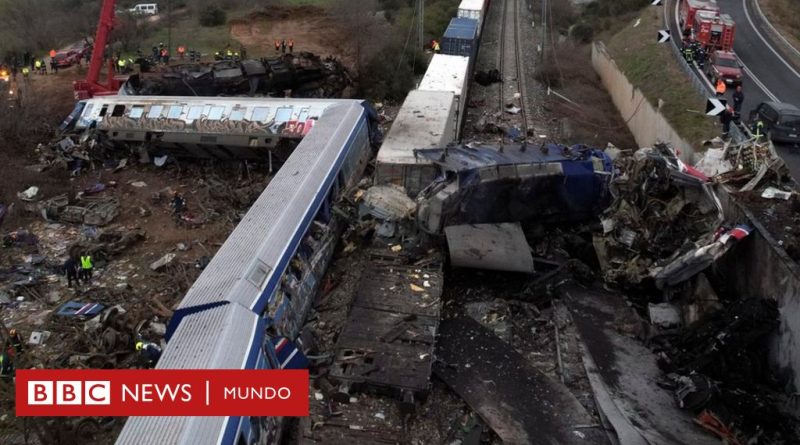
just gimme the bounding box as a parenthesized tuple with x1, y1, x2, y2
(592, 42, 698, 163)
(716, 185, 800, 391)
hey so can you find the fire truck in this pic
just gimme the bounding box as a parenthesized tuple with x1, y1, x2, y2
(679, 0, 720, 32)
(692, 10, 735, 52)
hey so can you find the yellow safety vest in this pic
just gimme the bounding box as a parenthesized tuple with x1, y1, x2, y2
(34, 60, 42, 68)
(81, 256, 93, 269)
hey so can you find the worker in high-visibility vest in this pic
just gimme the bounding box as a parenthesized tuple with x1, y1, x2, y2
(80, 253, 94, 282)
(177, 45, 186, 60)
(117, 57, 127, 73)
(0, 351, 12, 377)
(34, 59, 43, 74)
(715, 78, 726, 97)
(753, 119, 765, 142)
(136, 341, 162, 368)
(49, 49, 56, 59)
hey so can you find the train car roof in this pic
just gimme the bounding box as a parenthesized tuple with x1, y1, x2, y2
(418, 54, 470, 97)
(81, 95, 351, 106)
(167, 101, 368, 334)
(116, 303, 263, 445)
(375, 90, 456, 165)
(458, 0, 486, 11)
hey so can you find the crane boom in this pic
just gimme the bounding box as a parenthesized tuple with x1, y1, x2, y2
(73, 0, 122, 99)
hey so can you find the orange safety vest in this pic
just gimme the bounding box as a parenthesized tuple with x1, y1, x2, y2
(49, 49, 56, 58)
(177, 46, 185, 54)
(715, 80, 726, 95)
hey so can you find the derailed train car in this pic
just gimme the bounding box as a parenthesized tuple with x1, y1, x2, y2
(115, 100, 381, 445)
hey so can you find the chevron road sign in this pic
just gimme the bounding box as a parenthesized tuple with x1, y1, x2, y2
(706, 98, 727, 116)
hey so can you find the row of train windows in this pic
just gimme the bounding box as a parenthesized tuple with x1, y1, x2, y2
(94, 103, 310, 124)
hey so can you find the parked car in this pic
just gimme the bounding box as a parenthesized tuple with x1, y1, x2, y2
(54, 47, 89, 68)
(706, 50, 742, 86)
(749, 101, 800, 144)
(129, 3, 159, 15)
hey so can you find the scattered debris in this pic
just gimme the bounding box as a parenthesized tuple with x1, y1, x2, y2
(150, 253, 177, 271)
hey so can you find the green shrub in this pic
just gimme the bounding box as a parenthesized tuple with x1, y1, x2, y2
(198, 6, 226, 27)
(570, 22, 594, 43)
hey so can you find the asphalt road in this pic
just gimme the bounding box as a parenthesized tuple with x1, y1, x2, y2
(666, 0, 800, 177)
(721, 0, 800, 176)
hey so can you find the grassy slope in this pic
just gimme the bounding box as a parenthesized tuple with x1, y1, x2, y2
(146, 15, 239, 56)
(605, 7, 717, 147)
(761, 0, 800, 43)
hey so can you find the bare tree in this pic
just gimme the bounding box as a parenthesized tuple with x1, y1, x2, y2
(330, 0, 383, 75)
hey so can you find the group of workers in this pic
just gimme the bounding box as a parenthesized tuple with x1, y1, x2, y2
(274, 39, 294, 54)
(63, 253, 94, 288)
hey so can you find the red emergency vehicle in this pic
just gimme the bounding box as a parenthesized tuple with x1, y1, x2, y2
(692, 10, 736, 52)
(679, 0, 720, 32)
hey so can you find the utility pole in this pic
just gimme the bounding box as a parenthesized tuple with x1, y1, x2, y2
(418, 0, 425, 50)
(540, 0, 547, 63)
(167, 0, 173, 58)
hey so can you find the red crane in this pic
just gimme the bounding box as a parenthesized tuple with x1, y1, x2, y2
(73, 0, 123, 99)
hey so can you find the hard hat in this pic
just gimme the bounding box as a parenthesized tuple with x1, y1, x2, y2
(135, 341, 144, 351)
(9, 329, 15, 336)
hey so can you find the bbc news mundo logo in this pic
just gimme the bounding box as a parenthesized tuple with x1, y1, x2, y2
(17, 369, 308, 417)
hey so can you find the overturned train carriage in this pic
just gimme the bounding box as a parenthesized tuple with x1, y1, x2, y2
(416, 144, 613, 234)
(115, 101, 380, 445)
(61, 96, 377, 161)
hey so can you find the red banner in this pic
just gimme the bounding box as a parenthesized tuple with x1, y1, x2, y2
(16, 369, 309, 417)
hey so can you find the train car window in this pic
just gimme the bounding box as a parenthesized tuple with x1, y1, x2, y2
(208, 106, 225, 120)
(236, 433, 246, 445)
(247, 260, 272, 289)
(147, 105, 164, 119)
(297, 108, 309, 122)
(111, 105, 126, 117)
(99, 104, 108, 117)
(167, 105, 183, 119)
(230, 107, 246, 121)
(129, 106, 145, 119)
(274, 106, 293, 123)
(251, 107, 269, 123)
(187, 106, 203, 120)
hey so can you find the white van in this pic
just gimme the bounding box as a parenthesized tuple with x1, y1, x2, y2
(129, 3, 158, 15)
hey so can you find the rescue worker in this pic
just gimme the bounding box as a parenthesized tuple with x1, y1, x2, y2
(34, 58, 43, 74)
(177, 45, 186, 60)
(117, 57, 126, 73)
(715, 78, 726, 97)
(171, 192, 186, 220)
(0, 351, 12, 377)
(720, 105, 734, 138)
(432, 39, 441, 52)
(683, 42, 694, 63)
(80, 253, 94, 283)
(281, 39, 287, 54)
(288, 39, 294, 53)
(136, 341, 162, 368)
(753, 119, 765, 141)
(64, 255, 80, 287)
(6, 329, 23, 355)
(732, 85, 744, 117)
(50, 57, 58, 74)
(275, 40, 281, 52)
(160, 47, 169, 64)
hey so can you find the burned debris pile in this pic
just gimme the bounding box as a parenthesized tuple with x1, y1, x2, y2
(593, 144, 723, 287)
(654, 298, 798, 443)
(125, 52, 352, 98)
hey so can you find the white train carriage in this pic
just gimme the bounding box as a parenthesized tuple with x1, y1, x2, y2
(117, 100, 378, 445)
(62, 96, 349, 160)
(457, 0, 488, 36)
(166, 100, 375, 342)
(116, 304, 283, 445)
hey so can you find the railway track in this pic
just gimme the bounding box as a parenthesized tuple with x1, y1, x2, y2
(498, 0, 530, 139)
